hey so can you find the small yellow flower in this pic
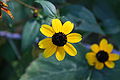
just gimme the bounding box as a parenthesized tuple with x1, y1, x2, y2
(38, 19, 82, 61)
(86, 38, 119, 70)
(0, 1, 14, 19)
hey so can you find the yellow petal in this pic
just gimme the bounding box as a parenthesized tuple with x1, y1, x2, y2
(63, 43, 77, 56)
(1, 7, 14, 19)
(62, 21, 74, 34)
(40, 24, 55, 37)
(0, 1, 8, 7)
(100, 38, 108, 51)
(86, 52, 96, 66)
(56, 47, 65, 61)
(90, 44, 100, 53)
(109, 54, 119, 61)
(52, 19, 62, 33)
(105, 61, 115, 69)
(38, 38, 52, 49)
(67, 33, 82, 43)
(95, 61, 104, 70)
(43, 44, 57, 58)
(106, 44, 113, 53)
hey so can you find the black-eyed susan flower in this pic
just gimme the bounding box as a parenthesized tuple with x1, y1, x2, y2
(86, 38, 120, 70)
(0, 1, 14, 19)
(38, 19, 82, 61)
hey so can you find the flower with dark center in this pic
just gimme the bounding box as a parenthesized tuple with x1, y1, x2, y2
(86, 38, 119, 70)
(52, 32, 67, 46)
(38, 19, 82, 61)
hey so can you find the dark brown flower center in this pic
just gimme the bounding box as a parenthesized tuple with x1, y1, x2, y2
(96, 51, 109, 62)
(52, 32, 67, 46)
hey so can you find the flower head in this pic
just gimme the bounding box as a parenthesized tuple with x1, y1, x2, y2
(38, 19, 82, 61)
(86, 38, 120, 70)
(0, 1, 14, 19)
(33, 9, 39, 18)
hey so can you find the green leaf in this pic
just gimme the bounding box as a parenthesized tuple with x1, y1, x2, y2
(110, 32, 120, 48)
(93, 0, 120, 34)
(21, 20, 40, 51)
(19, 43, 90, 80)
(20, 43, 120, 80)
(35, 0, 57, 17)
(62, 5, 104, 35)
(0, 41, 16, 62)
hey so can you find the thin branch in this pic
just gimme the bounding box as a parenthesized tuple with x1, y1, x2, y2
(14, 0, 36, 10)
(0, 31, 21, 39)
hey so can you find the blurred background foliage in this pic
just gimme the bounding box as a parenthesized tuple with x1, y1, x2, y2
(0, 0, 120, 80)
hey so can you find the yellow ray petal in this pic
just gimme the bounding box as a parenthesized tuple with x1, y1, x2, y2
(105, 61, 115, 69)
(100, 38, 108, 51)
(1, 7, 14, 19)
(95, 61, 104, 70)
(67, 33, 82, 43)
(0, 1, 8, 7)
(40, 24, 55, 37)
(56, 47, 65, 61)
(106, 44, 113, 53)
(109, 54, 119, 61)
(63, 43, 77, 56)
(52, 19, 62, 33)
(90, 44, 100, 53)
(43, 44, 57, 58)
(38, 38, 53, 49)
(86, 52, 96, 66)
(62, 21, 74, 34)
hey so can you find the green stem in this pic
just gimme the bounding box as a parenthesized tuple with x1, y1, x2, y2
(86, 67, 94, 80)
(14, 0, 36, 10)
(8, 38, 21, 60)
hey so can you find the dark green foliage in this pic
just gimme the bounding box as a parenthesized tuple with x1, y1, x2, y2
(0, 0, 120, 80)
(20, 44, 120, 80)
(22, 20, 40, 51)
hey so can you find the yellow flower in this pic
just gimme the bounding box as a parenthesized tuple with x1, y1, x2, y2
(86, 38, 120, 70)
(38, 19, 82, 61)
(0, 1, 14, 19)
